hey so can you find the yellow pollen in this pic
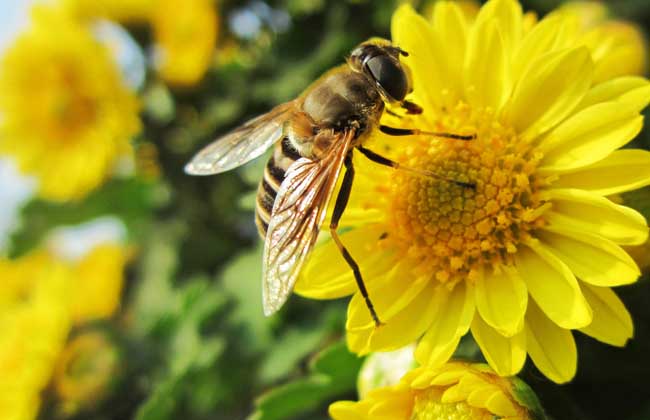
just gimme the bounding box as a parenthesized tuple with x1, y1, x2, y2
(411, 388, 492, 420)
(384, 102, 545, 284)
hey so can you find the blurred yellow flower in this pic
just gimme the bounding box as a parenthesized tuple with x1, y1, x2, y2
(555, 1, 647, 82)
(152, 0, 219, 86)
(0, 242, 130, 420)
(331, 361, 544, 420)
(0, 6, 140, 202)
(66, 0, 219, 87)
(54, 331, 121, 415)
(64, 0, 155, 23)
(0, 252, 71, 420)
(297, 0, 650, 383)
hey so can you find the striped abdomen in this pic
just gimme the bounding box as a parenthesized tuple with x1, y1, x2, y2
(255, 137, 303, 238)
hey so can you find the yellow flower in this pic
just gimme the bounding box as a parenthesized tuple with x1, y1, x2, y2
(53, 331, 120, 416)
(297, 0, 650, 383)
(0, 6, 140, 202)
(330, 361, 544, 420)
(0, 252, 71, 420)
(64, 0, 155, 23)
(152, 0, 218, 87)
(554, 1, 647, 82)
(65, 0, 219, 87)
(0, 242, 130, 419)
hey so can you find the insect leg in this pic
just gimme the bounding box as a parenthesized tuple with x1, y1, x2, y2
(357, 146, 475, 189)
(384, 108, 404, 119)
(400, 100, 423, 114)
(330, 153, 383, 327)
(380, 125, 476, 140)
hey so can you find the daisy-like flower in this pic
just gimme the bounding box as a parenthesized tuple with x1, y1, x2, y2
(296, 0, 650, 383)
(330, 361, 545, 420)
(0, 6, 140, 202)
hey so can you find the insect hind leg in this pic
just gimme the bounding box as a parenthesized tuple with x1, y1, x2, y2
(330, 153, 383, 327)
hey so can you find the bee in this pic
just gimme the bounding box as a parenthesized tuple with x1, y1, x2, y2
(185, 39, 473, 325)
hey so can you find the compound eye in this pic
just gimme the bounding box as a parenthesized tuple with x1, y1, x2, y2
(366, 55, 408, 101)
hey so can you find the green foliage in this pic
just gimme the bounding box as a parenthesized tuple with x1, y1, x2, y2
(9, 178, 164, 257)
(250, 341, 363, 420)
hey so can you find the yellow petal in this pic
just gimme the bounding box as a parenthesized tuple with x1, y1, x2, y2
(466, 385, 501, 409)
(431, 1, 468, 98)
(429, 369, 466, 387)
(537, 102, 642, 173)
(440, 383, 467, 404)
(485, 390, 520, 417)
(504, 47, 593, 141)
(553, 149, 650, 195)
(362, 282, 439, 352)
(516, 241, 592, 329)
(525, 299, 577, 384)
(329, 401, 362, 420)
(471, 314, 526, 377)
(541, 188, 648, 245)
(295, 225, 390, 299)
(463, 17, 509, 111)
(392, 4, 447, 113)
(512, 14, 565, 77)
(415, 282, 475, 368)
(538, 226, 640, 287)
(474, 0, 523, 53)
(578, 76, 650, 113)
(579, 284, 633, 346)
(474, 265, 527, 336)
(346, 259, 430, 332)
(367, 390, 414, 419)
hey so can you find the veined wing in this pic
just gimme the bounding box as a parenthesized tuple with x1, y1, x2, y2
(262, 129, 355, 316)
(184, 103, 294, 175)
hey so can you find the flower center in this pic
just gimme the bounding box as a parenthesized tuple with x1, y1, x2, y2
(384, 102, 547, 284)
(411, 388, 491, 420)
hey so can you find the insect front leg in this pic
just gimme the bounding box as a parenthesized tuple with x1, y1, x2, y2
(330, 153, 383, 327)
(379, 125, 475, 140)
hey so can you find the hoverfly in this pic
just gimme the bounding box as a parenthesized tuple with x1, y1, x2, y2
(185, 39, 474, 325)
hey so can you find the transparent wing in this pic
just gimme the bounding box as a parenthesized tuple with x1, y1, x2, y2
(262, 130, 355, 315)
(184, 103, 294, 175)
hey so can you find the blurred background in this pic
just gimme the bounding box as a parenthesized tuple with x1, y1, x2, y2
(1, 0, 650, 419)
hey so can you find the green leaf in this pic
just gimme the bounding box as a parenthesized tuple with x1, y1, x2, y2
(310, 341, 362, 384)
(130, 221, 185, 335)
(250, 341, 363, 420)
(249, 376, 333, 420)
(220, 245, 274, 353)
(259, 325, 329, 384)
(511, 377, 548, 420)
